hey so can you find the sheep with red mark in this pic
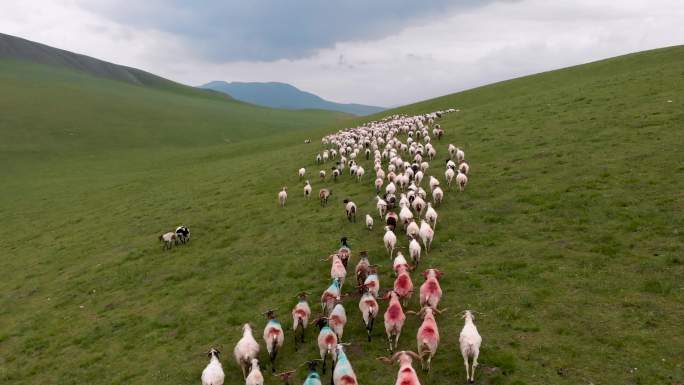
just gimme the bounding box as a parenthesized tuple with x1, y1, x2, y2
(383, 290, 406, 352)
(328, 301, 347, 340)
(262, 310, 284, 373)
(419, 269, 443, 309)
(292, 292, 311, 349)
(377, 351, 422, 385)
(412, 307, 445, 371)
(315, 317, 338, 374)
(358, 285, 379, 342)
(393, 265, 414, 307)
(333, 344, 358, 385)
(321, 278, 342, 315)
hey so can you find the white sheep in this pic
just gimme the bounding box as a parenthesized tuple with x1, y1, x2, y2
(456, 170, 468, 192)
(419, 219, 434, 253)
(375, 177, 384, 193)
(366, 214, 374, 230)
(409, 237, 421, 266)
(278, 187, 287, 207)
(159, 231, 177, 249)
(384, 226, 397, 258)
(245, 358, 264, 385)
(376, 196, 388, 218)
(356, 166, 365, 181)
(201, 348, 225, 385)
(432, 186, 444, 206)
(319, 170, 326, 180)
(445, 167, 455, 188)
(459, 311, 482, 384)
(406, 219, 419, 239)
(429, 176, 440, 192)
(298, 167, 306, 179)
(425, 203, 438, 230)
(303, 181, 312, 199)
(456, 147, 465, 163)
(234, 323, 260, 379)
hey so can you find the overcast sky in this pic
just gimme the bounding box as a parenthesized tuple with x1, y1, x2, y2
(2, 0, 683, 106)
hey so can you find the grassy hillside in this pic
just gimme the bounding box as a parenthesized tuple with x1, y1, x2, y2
(1, 45, 683, 385)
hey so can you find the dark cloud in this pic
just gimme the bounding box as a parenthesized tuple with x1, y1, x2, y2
(78, 0, 495, 62)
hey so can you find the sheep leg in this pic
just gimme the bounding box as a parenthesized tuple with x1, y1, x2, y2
(395, 330, 402, 350)
(471, 351, 479, 383)
(321, 352, 327, 374)
(463, 355, 470, 383)
(387, 333, 394, 352)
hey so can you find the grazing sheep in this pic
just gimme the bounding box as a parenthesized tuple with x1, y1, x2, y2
(419, 269, 443, 309)
(383, 290, 406, 352)
(234, 324, 260, 379)
(414, 307, 444, 372)
(278, 187, 288, 207)
(456, 170, 468, 192)
(359, 286, 379, 341)
(343, 199, 357, 222)
(315, 317, 337, 374)
(365, 214, 374, 230)
(328, 301, 347, 339)
(432, 186, 444, 206)
(459, 311, 482, 384)
(384, 226, 397, 258)
(419, 220, 434, 253)
(377, 351, 421, 385)
(175, 225, 190, 244)
(445, 167, 455, 188)
(159, 231, 177, 249)
(319, 189, 332, 206)
(304, 181, 312, 199)
(263, 310, 285, 373)
(201, 348, 225, 385)
(245, 358, 264, 385)
(298, 167, 306, 179)
(376, 196, 388, 218)
(425, 203, 438, 230)
(333, 344, 358, 385)
(292, 292, 311, 349)
(409, 237, 421, 266)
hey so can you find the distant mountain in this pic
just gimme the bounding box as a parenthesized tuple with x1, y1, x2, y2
(0, 32, 230, 100)
(201, 81, 385, 116)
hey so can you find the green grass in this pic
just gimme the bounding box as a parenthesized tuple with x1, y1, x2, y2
(1, 46, 684, 385)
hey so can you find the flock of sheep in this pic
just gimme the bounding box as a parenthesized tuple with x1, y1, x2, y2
(200, 109, 483, 385)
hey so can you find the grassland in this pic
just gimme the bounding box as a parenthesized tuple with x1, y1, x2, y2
(1, 46, 683, 385)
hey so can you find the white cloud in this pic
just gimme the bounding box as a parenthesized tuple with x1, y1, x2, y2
(1, 0, 682, 106)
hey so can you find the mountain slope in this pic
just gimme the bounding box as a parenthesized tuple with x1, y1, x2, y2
(0, 32, 230, 100)
(201, 80, 385, 116)
(1, 46, 682, 385)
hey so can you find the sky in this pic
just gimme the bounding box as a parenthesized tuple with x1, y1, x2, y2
(1, 0, 683, 106)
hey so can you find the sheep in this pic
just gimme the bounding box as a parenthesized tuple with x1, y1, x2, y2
(327, 254, 347, 288)
(319, 189, 332, 206)
(332, 168, 340, 181)
(393, 251, 409, 275)
(359, 285, 379, 342)
(333, 344, 358, 385)
(321, 278, 342, 315)
(364, 266, 380, 298)
(234, 323, 260, 379)
(394, 265, 414, 307)
(419, 269, 443, 309)
(292, 292, 311, 349)
(377, 351, 421, 385)
(406, 219, 419, 239)
(278, 187, 288, 207)
(320, 170, 326, 180)
(159, 231, 177, 249)
(245, 358, 264, 385)
(328, 301, 347, 340)
(425, 203, 438, 230)
(445, 167, 455, 188)
(175, 225, 190, 244)
(413, 306, 445, 372)
(432, 186, 444, 206)
(448, 144, 456, 158)
(384, 226, 397, 258)
(375, 177, 383, 193)
(459, 161, 470, 175)
(263, 310, 284, 373)
(201, 348, 225, 385)
(304, 181, 312, 199)
(356, 166, 365, 181)
(456, 147, 465, 163)
(411, 195, 425, 215)
(365, 214, 373, 230)
(460, 311, 482, 384)
(338, 237, 351, 268)
(298, 167, 306, 179)
(414, 170, 424, 186)
(315, 317, 338, 374)
(302, 361, 323, 385)
(316, 153, 323, 164)
(355, 251, 370, 290)
(274, 370, 296, 385)
(376, 196, 388, 218)
(399, 202, 414, 228)
(429, 176, 440, 191)
(383, 290, 406, 352)
(456, 170, 468, 192)
(409, 237, 421, 266)
(343, 199, 357, 222)
(419, 220, 434, 253)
